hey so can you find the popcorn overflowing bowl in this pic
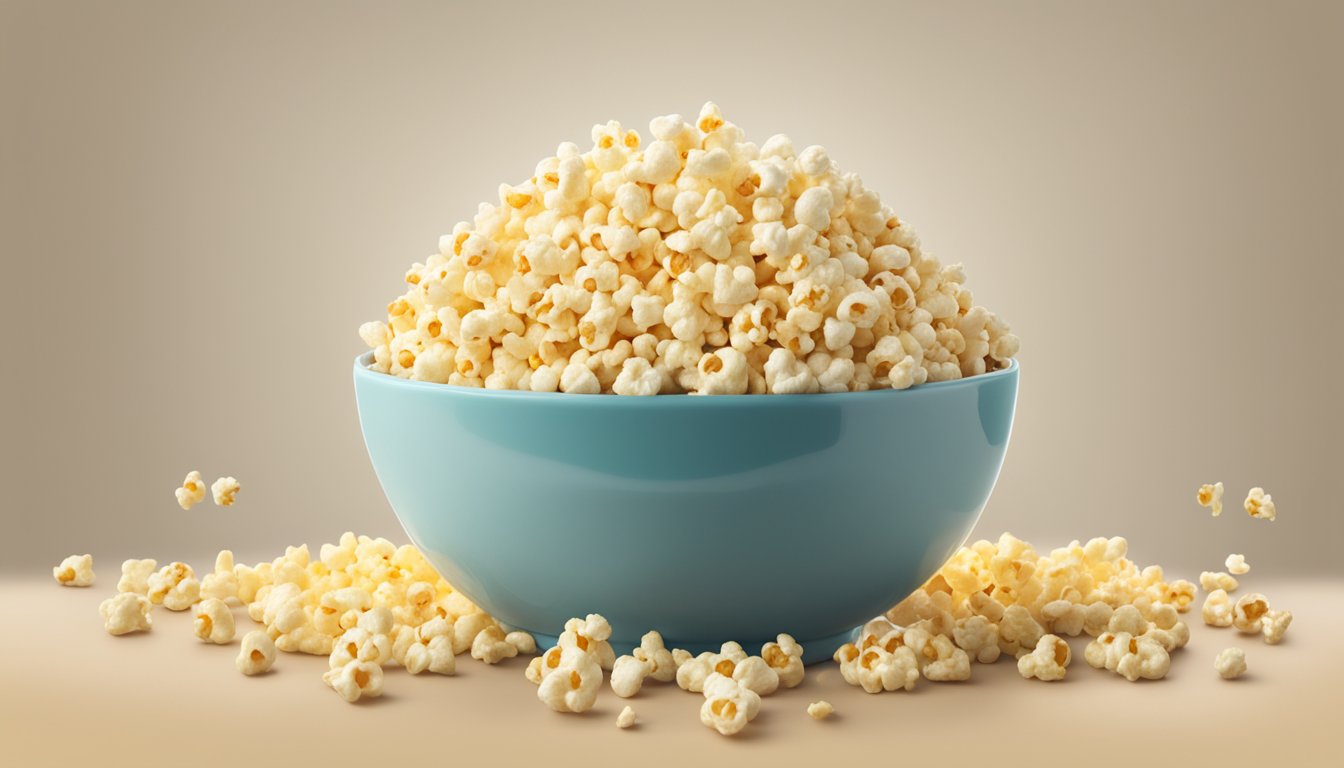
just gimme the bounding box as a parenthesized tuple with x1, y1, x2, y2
(354, 353, 1018, 662)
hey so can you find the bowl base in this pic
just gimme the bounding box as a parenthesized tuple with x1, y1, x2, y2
(523, 625, 862, 667)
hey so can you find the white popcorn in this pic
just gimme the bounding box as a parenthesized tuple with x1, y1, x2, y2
(211, 476, 240, 507)
(1196, 482, 1224, 516)
(116, 558, 157, 595)
(1262, 609, 1292, 645)
(557, 613, 616, 670)
(1244, 487, 1276, 520)
(676, 642, 749, 693)
(147, 562, 200, 611)
(506, 630, 537, 655)
(807, 700, 834, 720)
(699, 672, 761, 737)
(537, 648, 602, 713)
(998, 605, 1045, 658)
(1203, 589, 1234, 627)
(53, 554, 94, 587)
(1200, 571, 1239, 593)
(1086, 631, 1171, 681)
(1225, 554, 1250, 575)
(471, 625, 519, 664)
(1233, 593, 1270, 634)
(404, 620, 456, 675)
(761, 634, 805, 688)
(905, 625, 971, 681)
(236, 630, 277, 675)
(1215, 647, 1247, 679)
(99, 593, 152, 636)
(633, 631, 677, 682)
(329, 627, 392, 668)
(175, 470, 207, 510)
(731, 655, 780, 696)
(953, 616, 1002, 663)
(610, 653, 654, 698)
(616, 705, 637, 729)
(200, 550, 239, 603)
(1017, 634, 1071, 681)
(193, 598, 236, 644)
(323, 660, 384, 703)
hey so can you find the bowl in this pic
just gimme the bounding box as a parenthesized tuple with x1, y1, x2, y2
(354, 353, 1018, 662)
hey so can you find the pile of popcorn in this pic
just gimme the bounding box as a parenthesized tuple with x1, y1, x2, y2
(357, 103, 1018, 394)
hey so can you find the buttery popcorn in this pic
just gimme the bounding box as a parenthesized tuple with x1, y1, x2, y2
(175, 471, 207, 510)
(1214, 647, 1247, 680)
(323, 660, 384, 703)
(1017, 634, 1071, 681)
(1199, 571, 1238, 593)
(616, 705, 637, 729)
(1233, 593, 1270, 634)
(1225, 554, 1250, 575)
(807, 700, 835, 720)
(1244, 487, 1276, 520)
(53, 554, 94, 587)
(236, 630, 276, 675)
(146, 562, 199, 610)
(211, 476, 240, 507)
(361, 103, 1017, 394)
(1202, 590, 1234, 627)
(116, 558, 157, 595)
(193, 598, 236, 644)
(99, 592, 152, 636)
(700, 672, 761, 737)
(1197, 482, 1224, 516)
(1262, 609, 1292, 645)
(537, 648, 602, 713)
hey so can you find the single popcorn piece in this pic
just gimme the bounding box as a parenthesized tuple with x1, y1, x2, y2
(1197, 482, 1224, 516)
(146, 562, 200, 610)
(329, 627, 392, 668)
(1233, 593, 1270, 634)
(99, 593, 152, 636)
(616, 705, 637, 729)
(610, 653, 655, 698)
(676, 642, 753, 693)
(1225, 554, 1250, 575)
(953, 616, 1002, 663)
(1017, 634, 1072, 682)
(323, 660, 385, 703)
(807, 700, 835, 721)
(1203, 589, 1235, 627)
(471, 625, 519, 664)
(558, 613, 616, 670)
(505, 630, 537, 655)
(905, 625, 971, 681)
(1215, 647, 1247, 679)
(1262, 609, 1292, 645)
(537, 648, 602, 713)
(761, 633, 805, 688)
(53, 554, 94, 587)
(699, 672, 761, 737)
(116, 558, 157, 595)
(175, 470, 207, 510)
(1244, 487, 1276, 520)
(633, 631, 677, 683)
(404, 619, 456, 675)
(1200, 571, 1239, 593)
(211, 476, 240, 507)
(236, 630, 277, 675)
(200, 550, 240, 603)
(193, 598, 236, 644)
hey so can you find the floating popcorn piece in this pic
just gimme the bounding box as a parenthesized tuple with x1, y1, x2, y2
(1197, 482, 1224, 516)
(1214, 647, 1247, 680)
(211, 476, 240, 507)
(1200, 571, 1238, 593)
(99, 593, 152, 636)
(1244, 487, 1276, 521)
(236, 631, 276, 675)
(53, 554, 94, 587)
(175, 471, 207, 510)
(1225, 554, 1250, 575)
(807, 700, 835, 720)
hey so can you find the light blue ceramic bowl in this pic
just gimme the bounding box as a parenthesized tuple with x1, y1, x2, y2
(354, 353, 1017, 663)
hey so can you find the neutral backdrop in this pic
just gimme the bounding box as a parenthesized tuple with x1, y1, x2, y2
(2, 0, 1340, 578)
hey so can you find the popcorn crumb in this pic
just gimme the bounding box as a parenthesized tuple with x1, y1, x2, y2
(175, 470, 207, 510)
(1214, 647, 1247, 680)
(1225, 554, 1250, 575)
(53, 554, 94, 587)
(807, 700, 834, 720)
(1197, 482, 1224, 516)
(616, 705, 637, 729)
(1244, 487, 1276, 521)
(211, 476, 240, 507)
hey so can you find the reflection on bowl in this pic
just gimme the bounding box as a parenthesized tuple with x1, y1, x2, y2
(354, 354, 1017, 662)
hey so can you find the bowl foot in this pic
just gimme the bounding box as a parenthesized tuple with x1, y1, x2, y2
(522, 625, 861, 667)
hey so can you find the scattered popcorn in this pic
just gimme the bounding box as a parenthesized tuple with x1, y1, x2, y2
(211, 476, 240, 507)
(1199, 571, 1238, 593)
(193, 598, 236, 644)
(1202, 589, 1234, 627)
(1244, 487, 1276, 521)
(175, 470, 207, 510)
(116, 558, 157, 595)
(537, 648, 602, 713)
(53, 554, 94, 587)
(836, 624, 920, 693)
(1214, 647, 1247, 679)
(1196, 482, 1224, 516)
(953, 616, 1002, 663)
(611, 653, 655, 698)
(616, 705, 637, 729)
(700, 672, 761, 736)
(146, 562, 199, 611)
(1233, 593, 1270, 634)
(761, 633, 805, 688)
(1017, 634, 1071, 681)
(807, 700, 834, 721)
(360, 104, 1017, 394)
(1225, 554, 1250, 575)
(1262, 609, 1292, 645)
(99, 593, 152, 636)
(323, 660, 384, 703)
(471, 625, 519, 664)
(236, 630, 276, 675)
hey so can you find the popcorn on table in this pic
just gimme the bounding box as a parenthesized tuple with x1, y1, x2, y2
(1017, 634, 1071, 681)
(99, 593, 152, 636)
(211, 476, 240, 507)
(53, 554, 94, 587)
(1214, 647, 1247, 680)
(359, 103, 1017, 395)
(1196, 482, 1224, 516)
(194, 598, 236, 644)
(175, 470, 207, 510)
(324, 660, 384, 703)
(147, 562, 199, 611)
(1244, 487, 1276, 521)
(616, 706, 637, 729)
(700, 672, 761, 736)
(807, 700, 835, 720)
(236, 630, 276, 675)
(117, 558, 157, 595)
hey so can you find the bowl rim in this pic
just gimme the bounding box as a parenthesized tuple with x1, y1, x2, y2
(354, 352, 1017, 404)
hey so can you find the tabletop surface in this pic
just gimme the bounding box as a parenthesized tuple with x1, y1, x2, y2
(3, 576, 1337, 767)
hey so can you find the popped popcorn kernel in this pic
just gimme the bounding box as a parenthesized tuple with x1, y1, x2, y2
(1225, 554, 1250, 575)
(236, 630, 276, 675)
(537, 648, 602, 713)
(1214, 647, 1247, 680)
(699, 672, 761, 737)
(1233, 593, 1270, 634)
(1017, 634, 1071, 682)
(53, 554, 94, 587)
(147, 562, 199, 611)
(1262, 609, 1292, 645)
(117, 558, 157, 595)
(323, 659, 384, 703)
(211, 476, 240, 507)
(616, 705, 637, 729)
(1196, 482, 1224, 516)
(99, 593, 152, 636)
(193, 598, 236, 644)
(1200, 571, 1239, 593)
(1244, 487, 1276, 521)
(175, 470, 207, 510)
(470, 625, 519, 665)
(761, 633, 805, 688)
(807, 700, 835, 720)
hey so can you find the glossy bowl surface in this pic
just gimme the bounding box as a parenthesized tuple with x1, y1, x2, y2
(354, 354, 1018, 662)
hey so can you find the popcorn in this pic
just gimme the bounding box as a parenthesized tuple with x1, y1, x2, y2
(236, 630, 276, 675)
(323, 660, 384, 703)
(361, 104, 1017, 394)
(1196, 482, 1224, 516)
(1225, 554, 1250, 575)
(404, 620, 456, 676)
(633, 631, 677, 683)
(1262, 609, 1292, 645)
(116, 558, 157, 595)
(99, 593, 152, 635)
(1202, 590, 1234, 627)
(616, 706, 636, 729)
(1214, 647, 1247, 680)
(1199, 571, 1238, 593)
(998, 606, 1045, 658)
(1233, 593, 1270, 634)
(506, 630, 537, 655)
(211, 476, 240, 507)
(1244, 487, 1276, 520)
(836, 630, 919, 693)
(807, 700, 835, 720)
(558, 614, 616, 670)
(761, 634, 805, 688)
(470, 625, 518, 664)
(330, 627, 392, 668)
(905, 625, 971, 681)
(193, 598, 236, 644)
(953, 616, 1002, 663)
(176, 470, 207, 510)
(53, 554, 94, 587)
(537, 648, 602, 713)
(1017, 634, 1071, 681)
(699, 672, 761, 736)
(1085, 631, 1171, 681)
(610, 653, 654, 698)
(147, 562, 200, 611)
(200, 551, 240, 603)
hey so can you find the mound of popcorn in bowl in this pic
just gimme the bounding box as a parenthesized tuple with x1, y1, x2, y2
(359, 103, 1018, 394)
